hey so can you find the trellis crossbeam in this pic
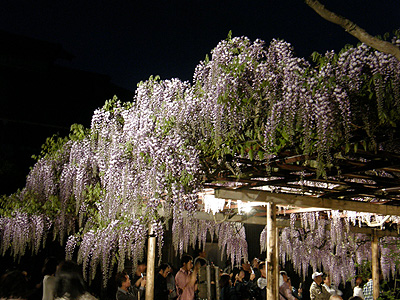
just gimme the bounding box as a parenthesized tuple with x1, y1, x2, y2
(215, 188, 400, 216)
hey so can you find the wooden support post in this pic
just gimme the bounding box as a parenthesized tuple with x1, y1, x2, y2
(215, 266, 220, 300)
(266, 202, 278, 300)
(206, 265, 212, 300)
(145, 225, 156, 300)
(372, 231, 380, 300)
(275, 225, 279, 300)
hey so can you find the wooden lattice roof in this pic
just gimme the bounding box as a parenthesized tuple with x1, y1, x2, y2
(199, 148, 400, 232)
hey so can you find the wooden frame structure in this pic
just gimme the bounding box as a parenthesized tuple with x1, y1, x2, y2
(145, 149, 400, 300)
(207, 149, 400, 299)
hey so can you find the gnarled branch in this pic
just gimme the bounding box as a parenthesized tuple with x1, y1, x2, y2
(305, 0, 400, 62)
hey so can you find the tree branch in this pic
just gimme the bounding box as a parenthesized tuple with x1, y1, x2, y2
(305, 0, 400, 62)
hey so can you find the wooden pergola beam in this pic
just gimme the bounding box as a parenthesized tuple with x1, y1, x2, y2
(215, 188, 400, 216)
(191, 212, 399, 237)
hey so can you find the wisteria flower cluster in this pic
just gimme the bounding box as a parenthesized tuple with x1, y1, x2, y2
(276, 211, 400, 285)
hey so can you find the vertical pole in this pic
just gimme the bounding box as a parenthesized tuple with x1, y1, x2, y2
(206, 265, 212, 300)
(145, 224, 156, 300)
(275, 225, 279, 300)
(266, 202, 277, 300)
(215, 266, 220, 300)
(372, 231, 379, 300)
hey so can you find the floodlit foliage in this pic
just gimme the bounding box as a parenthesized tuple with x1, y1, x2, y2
(1, 33, 400, 285)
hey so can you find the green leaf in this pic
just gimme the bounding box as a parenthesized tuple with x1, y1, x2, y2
(345, 143, 350, 154)
(258, 151, 264, 160)
(248, 148, 254, 160)
(227, 30, 232, 41)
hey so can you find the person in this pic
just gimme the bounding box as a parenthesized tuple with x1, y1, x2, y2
(233, 269, 248, 299)
(223, 260, 233, 275)
(115, 271, 137, 300)
(251, 258, 261, 282)
(279, 271, 297, 300)
(279, 266, 285, 288)
(194, 250, 208, 265)
(349, 297, 363, 300)
(166, 265, 177, 300)
(329, 296, 342, 300)
(132, 260, 146, 300)
(194, 256, 208, 300)
(240, 258, 257, 298)
(0, 269, 30, 300)
(256, 262, 267, 300)
(309, 272, 331, 300)
(235, 266, 256, 300)
(353, 276, 364, 299)
(42, 257, 59, 300)
(362, 277, 373, 300)
(54, 260, 97, 300)
(219, 273, 234, 300)
(240, 259, 253, 282)
(322, 275, 342, 296)
(154, 263, 171, 300)
(175, 255, 198, 300)
(287, 277, 302, 299)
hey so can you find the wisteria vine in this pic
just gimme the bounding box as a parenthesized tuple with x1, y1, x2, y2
(1, 32, 400, 285)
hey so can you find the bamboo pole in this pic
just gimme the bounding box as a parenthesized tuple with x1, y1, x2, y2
(266, 202, 278, 300)
(145, 225, 156, 300)
(372, 231, 380, 300)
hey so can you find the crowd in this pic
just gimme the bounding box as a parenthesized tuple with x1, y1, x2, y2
(0, 254, 377, 300)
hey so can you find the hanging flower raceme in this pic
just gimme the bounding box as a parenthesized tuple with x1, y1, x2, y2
(275, 211, 400, 285)
(0, 211, 51, 258)
(218, 222, 248, 266)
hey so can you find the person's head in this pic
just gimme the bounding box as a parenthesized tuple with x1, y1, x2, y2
(181, 255, 193, 271)
(195, 257, 207, 269)
(136, 260, 147, 274)
(280, 270, 288, 283)
(197, 250, 206, 258)
(329, 296, 343, 300)
(252, 258, 260, 269)
(115, 271, 131, 290)
(240, 258, 251, 272)
(312, 272, 323, 285)
(55, 260, 86, 300)
(0, 269, 29, 299)
(158, 263, 171, 278)
(259, 262, 266, 278)
(323, 274, 331, 286)
(219, 273, 231, 288)
(42, 256, 59, 276)
(355, 276, 363, 287)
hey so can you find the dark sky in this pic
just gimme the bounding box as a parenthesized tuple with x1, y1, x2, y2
(1, 0, 399, 91)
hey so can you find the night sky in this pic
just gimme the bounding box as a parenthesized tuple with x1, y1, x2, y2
(1, 0, 399, 92)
